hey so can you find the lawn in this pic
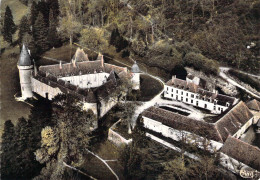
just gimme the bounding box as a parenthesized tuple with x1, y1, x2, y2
(1, 0, 28, 25)
(81, 140, 125, 180)
(137, 74, 164, 101)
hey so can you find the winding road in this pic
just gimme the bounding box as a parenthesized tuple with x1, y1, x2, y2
(219, 67, 260, 99)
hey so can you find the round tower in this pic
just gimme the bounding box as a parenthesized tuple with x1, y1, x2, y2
(131, 61, 140, 90)
(17, 44, 33, 99)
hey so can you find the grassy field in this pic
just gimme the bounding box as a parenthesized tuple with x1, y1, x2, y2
(1, 0, 28, 25)
(81, 140, 125, 180)
(138, 74, 164, 101)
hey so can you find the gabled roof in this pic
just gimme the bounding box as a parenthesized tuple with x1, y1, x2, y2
(221, 136, 260, 171)
(142, 106, 222, 141)
(142, 101, 253, 143)
(18, 44, 31, 66)
(215, 101, 253, 142)
(246, 99, 260, 111)
(72, 48, 89, 62)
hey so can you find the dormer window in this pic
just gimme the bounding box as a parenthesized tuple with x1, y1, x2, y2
(226, 102, 230, 107)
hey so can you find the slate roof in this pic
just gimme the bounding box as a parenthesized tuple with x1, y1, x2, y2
(215, 101, 253, 141)
(142, 106, 221, 141)
(166, 77, 236, 106)
(18, 44, 32, 66)
(221, 136, 260, 171)
(131, 61, 140, 73)
(39, 60, 105, 77)
(246, 99, 260, 111)
(142, 101, 253, 142)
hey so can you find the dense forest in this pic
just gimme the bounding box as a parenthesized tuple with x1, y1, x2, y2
(1, 0, 259, 75)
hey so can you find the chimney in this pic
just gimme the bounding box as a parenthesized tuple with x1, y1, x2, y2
(101, 55, 104, 67)
(172, 75, 176, 82)
(59, 61, 62, 69)
(72, 60, 76, 68)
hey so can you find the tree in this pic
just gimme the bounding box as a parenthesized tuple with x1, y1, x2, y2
(34, 94, 97, 179)
(2, 6, 16, 43)
(30, 1, 38, 25)
(18, 15, 31, 45)
(48, 0, 60, 20)
(0, 120, 15, 180)
(110, 28, 129, 52)
(33, 12, 49, 53)
(19, 0, 28, 6)
(14, 117, 32, 179)
(80, 27, 108, 52)
(47, 8, 60, 48)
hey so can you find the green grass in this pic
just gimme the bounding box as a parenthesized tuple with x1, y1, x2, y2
(0, 0, 28, 50)
(137, 74, 164, 101)
(1, 0, 28, 25)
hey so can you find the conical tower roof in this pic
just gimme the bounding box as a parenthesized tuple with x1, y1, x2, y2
(131, 61, 140, 73)
(18, 44, 32, 66)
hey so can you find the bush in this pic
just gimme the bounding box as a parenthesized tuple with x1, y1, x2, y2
(229, 69, 260, 91)
(184, 52, 219, 75)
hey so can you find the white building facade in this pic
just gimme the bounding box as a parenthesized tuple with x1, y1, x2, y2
(163, 76, 236, 114)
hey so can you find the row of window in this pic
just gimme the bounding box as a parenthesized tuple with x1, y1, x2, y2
(166, 87, 223, 105)
(168, 93, 224, 112)
(166, 87, 197, 98)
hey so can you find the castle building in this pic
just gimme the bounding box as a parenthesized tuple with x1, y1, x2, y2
(164, 76, 237, 114)
(17, 45, 140, 118)
(17, 45, 34, 99)
(131, 61, 141, 90)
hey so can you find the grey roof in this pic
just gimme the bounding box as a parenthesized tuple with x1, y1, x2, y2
(221, 136, 260, 171)
(18, 44, 31, 66)
(131, 61, 140, 73)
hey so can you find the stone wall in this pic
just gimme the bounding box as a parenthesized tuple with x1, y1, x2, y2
(108, 119, 132, 146)
(108, 129, 132, 147)
(31, 77, 62, 100)
(142, 116, 223, 152)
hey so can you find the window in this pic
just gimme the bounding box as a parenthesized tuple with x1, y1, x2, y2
(172, 89, 173, 92)
(204, 104, 207, 109)
(181, 91, 183, 95)
(218, 107, 220, 111)
(196, 95, 199, 99)
(167, 87, 168, 91)
(196, 101, 199, 106)
(176, 90, 178, 94)
(214, 106, 216, 110)
(171, 94, 173, 97)
(176, 95, 178, 100)
(191, 100, 193, 103)
(186, 98, 188, 102)
(186, 93, 188, 96)
(181, 97, 183, 101)
(191, 94, 194, 98)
